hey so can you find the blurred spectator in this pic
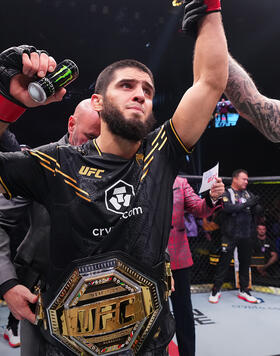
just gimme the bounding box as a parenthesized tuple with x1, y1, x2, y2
(252, 224, 279, 286)
(216, 98, 231, 125)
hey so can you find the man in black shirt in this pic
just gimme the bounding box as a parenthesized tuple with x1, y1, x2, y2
(252, 224, 279, 285)
(0, 2, 228, 355)
(209, 169, 261, 304)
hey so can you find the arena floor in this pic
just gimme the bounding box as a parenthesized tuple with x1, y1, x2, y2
(0, 290, 279, 356)
(170, 290, 280, 356)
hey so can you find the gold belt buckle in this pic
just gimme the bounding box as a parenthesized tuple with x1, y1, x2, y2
(33, 285, 47, 330)
(164, 262, 172, 301)
(45, 255, 163, 355)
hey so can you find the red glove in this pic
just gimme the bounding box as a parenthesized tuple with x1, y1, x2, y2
(204, 0, 221, 13)
(0, 95, 26, 123)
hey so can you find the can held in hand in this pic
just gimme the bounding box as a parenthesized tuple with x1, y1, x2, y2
(28, 59, 79, 103)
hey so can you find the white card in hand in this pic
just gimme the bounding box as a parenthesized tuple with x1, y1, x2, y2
(199, 163, 219, 194)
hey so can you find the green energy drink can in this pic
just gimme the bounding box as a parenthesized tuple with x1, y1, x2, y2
(28, 59, 79, 103)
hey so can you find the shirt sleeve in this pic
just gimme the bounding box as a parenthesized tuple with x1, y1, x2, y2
(0, 142, 58, 203)
(167, 119, 194, 155)
(149, 119, 194, 171)
(0, 226, 18, 287)
(182, 178, 215, 217)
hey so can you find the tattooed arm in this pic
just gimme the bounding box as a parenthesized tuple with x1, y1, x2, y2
(225, 55, 280, 142)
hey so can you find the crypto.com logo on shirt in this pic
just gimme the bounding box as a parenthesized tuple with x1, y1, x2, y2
(105, 180, 143, 219)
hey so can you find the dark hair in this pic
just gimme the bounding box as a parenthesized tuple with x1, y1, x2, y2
(95, 59, 154, 96)
(232, 169, 248, 178)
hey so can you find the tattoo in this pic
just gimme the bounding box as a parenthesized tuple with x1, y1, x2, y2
(225, 57, 280, 142)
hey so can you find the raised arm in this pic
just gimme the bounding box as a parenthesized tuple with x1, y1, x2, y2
(172, 0, 228, 148)
(225, 55, 280, 143)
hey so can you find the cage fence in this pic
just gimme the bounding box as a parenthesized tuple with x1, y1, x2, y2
(180, 175, 280, 295)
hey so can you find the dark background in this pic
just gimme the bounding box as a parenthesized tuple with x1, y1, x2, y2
(1, 0, 280, 177)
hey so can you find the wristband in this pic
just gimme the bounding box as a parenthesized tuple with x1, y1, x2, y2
(205, 0, 221, 12)
(0, 94, 26, 123)
(0, 279, 19, 298)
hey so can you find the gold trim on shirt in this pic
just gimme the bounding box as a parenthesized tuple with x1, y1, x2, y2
(152, 125, 164, 146)
(93, 139, 102, 156)
(64, 179, 89, 196)
(33, 150, 60, 167)
(169, 119, 193, 154)
(140, 169, 149, 181)
(39, 162, 55, 173)
(55, 169, 77, 184)
(143, 156, 154, 171)
(158, 137, 167, 151)
(144, 143, 158, 162)
(75, 191, 91, 202)
(0, 176, 12, 199)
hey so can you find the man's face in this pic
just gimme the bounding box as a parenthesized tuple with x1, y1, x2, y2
(70, 113, 101, 146)
(233, 172, 248, 191)
(257, 225, 266, 239)
(100, 67, 155, 141)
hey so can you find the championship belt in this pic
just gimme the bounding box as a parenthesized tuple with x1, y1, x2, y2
(36, 252, 167, 356)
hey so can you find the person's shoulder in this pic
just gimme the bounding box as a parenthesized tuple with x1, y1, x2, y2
(33, 141, 59, 152)
(175, 176, 186, 184)
(174, 176, 189, 188)
(57, 133, 69, 145)
(28, 141, 62, 162)
(221, 188, 231, 202)
(75, 139, 95, 155)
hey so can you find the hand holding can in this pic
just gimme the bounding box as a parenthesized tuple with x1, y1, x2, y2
(28, 59, 79, 103)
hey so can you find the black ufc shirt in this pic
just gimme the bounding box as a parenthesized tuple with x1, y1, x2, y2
(254, 237, 276, 260)
(0, 120, 189, 282)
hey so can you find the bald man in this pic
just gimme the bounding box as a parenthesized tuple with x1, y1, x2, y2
(68, 98, 100, 145)
(0, 98, 100, 351)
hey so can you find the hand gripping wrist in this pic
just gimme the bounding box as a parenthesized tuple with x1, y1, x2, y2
(204, 0, 221, 13)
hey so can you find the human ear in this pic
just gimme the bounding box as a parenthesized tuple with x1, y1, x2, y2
(91, 94, 103, 112)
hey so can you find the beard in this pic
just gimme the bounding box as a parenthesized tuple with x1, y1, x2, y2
(101, 97, 156, 142)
